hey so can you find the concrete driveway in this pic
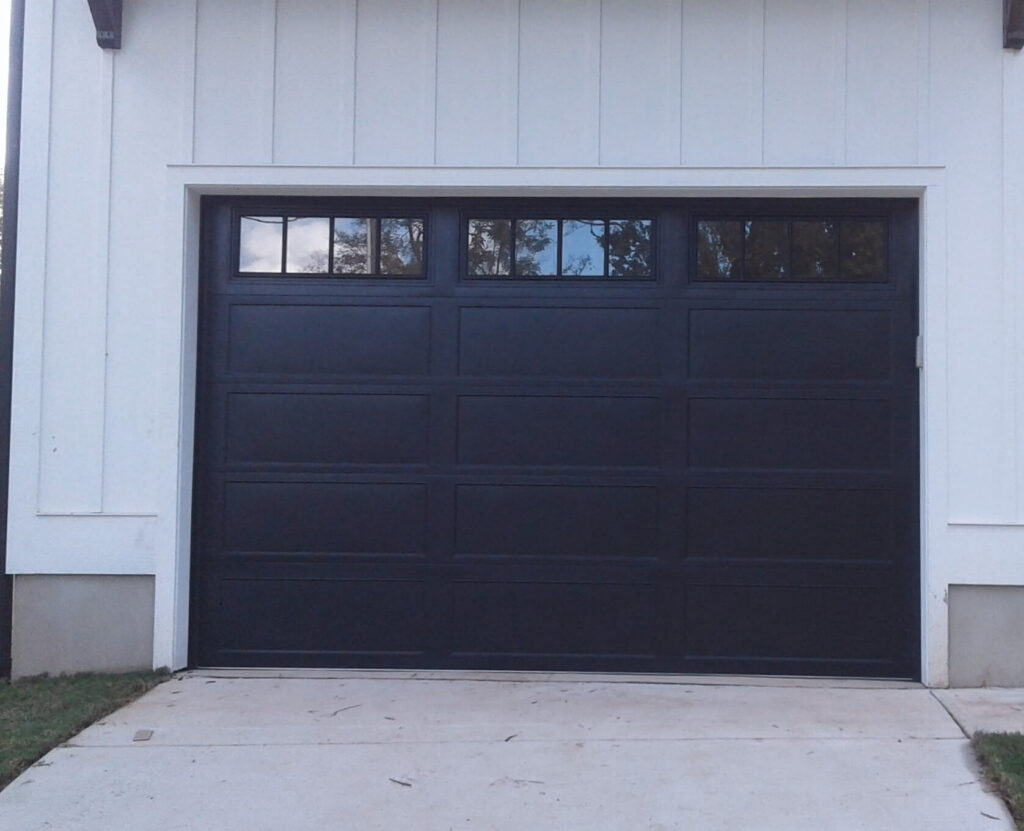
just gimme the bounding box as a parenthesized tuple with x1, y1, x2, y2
(0, 672, 1017, 830)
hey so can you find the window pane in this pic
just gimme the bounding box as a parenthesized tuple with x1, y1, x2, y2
(697, 220, 742, 280)
(239, 216, 284, 273)
(745, 221, 789, 280)
(608, 220, 653, 277)
(332, 218, 374, 274)
(792, 221, 837, 281)
(515, 219, 558, 276)
(468, 219, 512, 276)
(285, 217, 329, 274)
(561, 220, 605, 276)
(380, 218, 424, 275)
(841, 221, 886, 281)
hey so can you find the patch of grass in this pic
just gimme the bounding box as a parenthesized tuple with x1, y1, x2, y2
(974, 732, 1024, 829)
(0, 670, 169, 791)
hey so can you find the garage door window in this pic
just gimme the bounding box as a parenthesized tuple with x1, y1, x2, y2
(696, 218, 886, 282)
(467, 217, 653, 279)
(239, 215, 425, 277)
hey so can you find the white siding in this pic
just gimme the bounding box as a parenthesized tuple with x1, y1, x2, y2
(929, 0, 1011, 522)
(762, 0, 846, 166)
(436, 0, 518, 166)
(599, 0, 682, 166)
(845, 0, 921, 165)
(37, 0, 110, 512)
(273, 0, 357, 165)
(193, 0, 276, 164)
(518, 0, 601, 166)
(353, 0, 437, 165)
(9, 0, 1024, 679)
(680, 0, 764, 166)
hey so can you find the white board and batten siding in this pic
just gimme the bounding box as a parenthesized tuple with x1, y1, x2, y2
(8, 0, 1024, 680)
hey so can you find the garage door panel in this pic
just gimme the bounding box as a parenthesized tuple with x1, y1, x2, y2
(687, 487, 896, 563)
(225, 392, 430, 465)
(458, 306, 660, 379)
(213, 577, 431, 659)
(222, 481, 428, 556)
(454, 484, 660, 561)
(688, 398, 892, 471)
(194, 198, 919, 678)
(683, 584, 901, 663)
(228, 303, 432, 377)
(457, 395, 662, 467)
(689, 309, 892, 381)
(450, 580, 660, 659)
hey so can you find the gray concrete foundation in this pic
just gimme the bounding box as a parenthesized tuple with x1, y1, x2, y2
(949, 584, 1024, 687)
(11, 574, 154, 678)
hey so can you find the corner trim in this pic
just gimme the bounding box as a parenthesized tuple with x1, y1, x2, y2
(0, 0, 26, 678)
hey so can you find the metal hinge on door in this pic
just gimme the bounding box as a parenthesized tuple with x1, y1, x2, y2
(915, 336, 923, 369)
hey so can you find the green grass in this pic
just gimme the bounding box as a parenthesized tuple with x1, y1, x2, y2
(974, 732, 1024, 829)
(0, 670, 169, 791)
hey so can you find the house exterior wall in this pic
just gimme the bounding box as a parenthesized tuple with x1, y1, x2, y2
(5, 0, 1023, 684)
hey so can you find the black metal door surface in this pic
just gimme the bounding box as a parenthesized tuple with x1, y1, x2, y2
(191, 197, 919, 678)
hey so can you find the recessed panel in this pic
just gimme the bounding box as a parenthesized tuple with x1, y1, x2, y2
(229, 305, 430, 377)
(689, 398, 891, 470)
(684, 585, 898, 662)
(458, 396, 661, 467)
(689, 309, 891, 381)
(687, 488, 895, 562)
(451, 581, 659, 657)
(226, 393, 429, 464)
(224, 482, 427, 555)
(455, 484, 659, 559)
(216, 578, 429, 656)
(459, 307, 659, 378)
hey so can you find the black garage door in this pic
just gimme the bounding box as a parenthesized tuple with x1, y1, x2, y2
(191, 197, 919, 679)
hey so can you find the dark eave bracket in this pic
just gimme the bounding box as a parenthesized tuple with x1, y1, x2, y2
(1008, 0, 1024, 49)
(87, 0, 122, 49)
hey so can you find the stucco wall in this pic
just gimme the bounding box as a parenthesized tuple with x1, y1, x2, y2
(6, 0, 1024, 683)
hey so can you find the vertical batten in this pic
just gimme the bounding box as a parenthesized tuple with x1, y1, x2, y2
(274, 0, 357, 165)
(193, 0, 276, 164)
(353, 0, 438, 166)
(845, 0, 919, 165)
(599, 0, 682, 166)
(435, 0, 519, 166)
(37, 0, 109, 512)
(1006, 49, 1024, 522)
(11, 0, 54, 521)
(763, 0, 846, 166)
(930, 0, 1011, 522)
(680, 0, 764, 166)
(518, 0, 600, 166)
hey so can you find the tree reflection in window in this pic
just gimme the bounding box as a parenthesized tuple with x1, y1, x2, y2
(332, 217, 424, 276)
(467, 218, 652, 279)
(697, 217, 887, 282)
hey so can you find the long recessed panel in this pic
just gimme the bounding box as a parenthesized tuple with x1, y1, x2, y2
(689, 309, 891, 381)
(451, 581, 659, 657)
(223, 482, 428, 555)
(215, 578, 430, 656)
(458, 396, 661, 467)
(226, 393, 429, 465)
(687, 487, 895, 562)
(459, 307, 659, 378)
(229, 305, 430, 377)
(455, 484, 659, 559)
(684, 584, 898, 662)
(688, 398, 891, 471)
